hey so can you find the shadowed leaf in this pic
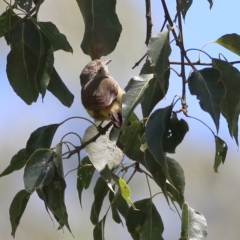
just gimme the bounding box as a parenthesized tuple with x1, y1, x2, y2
(93, 215, 107, 240)
(214, 136, 228, 173)
(207, 0, 213, 9)
(188, 68, 226, 132)
(179, 0, 193, 19)
(76, 0, 122, 59)
(17, 0, 33, 13)
(109, 190, 122, 224)
(212, 59, 240, 145)
(0, 148, 26, 177)
(10, 190, 31, 238)
(113, 194, 129, 220)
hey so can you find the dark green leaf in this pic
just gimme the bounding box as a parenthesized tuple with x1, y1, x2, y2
(26, 123, 60, 159)
(90, 177, 110, 225)
(188, 68, 226, 132)
(122, 74, 154, 132)
(180, 203, 207, 240)
(214, 136, 228, 173)
(9, 189, 31, 238)
(109, 190, 122, 224)
(77, 156, 95, 207)
(215, 34, 240, 56)
(146, 105, 173, 175)
(119, 121, 145, 165)
(126, 199, 164, 240)
(0, 148, 26, 177)
(163, 112, 189, 153)
(179, 0, 193, 19)
(212, 59, 240, 145)
(24, 149, 55, 191)
(39, 22, 73, 52)
(17, 0, 33, 13)
(53, 143, 64, 178)
(144, 149, 168, 203)
(140, 59, 170, 117)
(83, 123, 123, 191)
(166, 157, 185, 207)
(208, 0, 213, 9)
(113, 193, 129, 220)
(93, 215, 107, 240)
(39, 169, 72, 232)
(0, 9, 21, 40)
(47, 67, 74, 107)
(147, 31, 171, 92)
(76, 0, 122, 59)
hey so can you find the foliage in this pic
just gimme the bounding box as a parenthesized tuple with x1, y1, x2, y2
(1, 0, 240, 239)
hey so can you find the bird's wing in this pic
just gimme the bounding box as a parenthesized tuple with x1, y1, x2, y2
(81, 76, 118, 110)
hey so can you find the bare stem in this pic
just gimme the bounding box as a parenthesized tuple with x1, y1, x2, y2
(145, 0, 153, 45)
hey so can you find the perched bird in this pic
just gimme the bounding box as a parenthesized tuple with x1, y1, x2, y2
(80, 59, 123, 128)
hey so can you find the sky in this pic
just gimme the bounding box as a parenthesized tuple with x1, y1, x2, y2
(0, 0, 240, 240)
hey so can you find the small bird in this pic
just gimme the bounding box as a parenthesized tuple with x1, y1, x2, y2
(80, 59, 123, 128)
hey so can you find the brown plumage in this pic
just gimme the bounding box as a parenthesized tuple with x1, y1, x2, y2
(80, 59, 123, 128)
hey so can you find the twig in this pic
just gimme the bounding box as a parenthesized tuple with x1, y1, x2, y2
(132, 53, 147, 69)
(145, 0, 153, 45)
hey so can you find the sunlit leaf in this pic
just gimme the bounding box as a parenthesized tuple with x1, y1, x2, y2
(126, 199, 164, 240)
(47, 67, 74, 107)
(83, 123, 123, 191)
(76, 0, 122, 59)
(214, 136, 228, 173)
(147, 30, 171, 92)
(146, 105, 173, 175)
(122, 74, 154, 131)
(215, 34, 240, 56)
(119, 121, 145, 165)
(24, 149, 55, 191)
(77, 156, 95, 207)
(26, 123, 60, 159)
(93, 215, 107, 240)
(188, 68, 226, 132)
(0, 148, 26, 177)
(39, 22, 73, 52)
(9, 190, 31, 238)
(90, 177, 109, 225)
(179, 0, 193, 19)
(163, 112, 189, 153)
(140, 59, 170, 117)
(180, 203, 207, 240)
(212, 59, 240, 145)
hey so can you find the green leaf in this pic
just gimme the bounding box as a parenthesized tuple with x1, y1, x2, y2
(215, 34, 240, 56)
(53, 143, 64, 178)
(122, 74, 154, 131)
(179, 0, 193, 19)
(77, 156, 95, 207)
(9, 189, 31, 238)
(140, 59, 170, 118)
(47, 67, 74, 107)
(24, 149, 55, 191)
(166, 157, 185, 207)
(0, 9, 21, 40)
(212, 59, 240, 145)
(145, 105, 173, 175)
(119, 121, 145, 165)
(38, 169, 72, 232)
(39, 22, 73, 52)
(17, 0, 33, 13)
(163, 112, 189, 153)
(214, 136, 228, 173)
(147, 30, 171, 92)
(0, 148, 26, 177)
(93, 215, 107, 240)
(109, 190, 122, 224)
(90, 177, 110, 225)
(76, 0, 122, 59)
(26, 123, 60, 159)
(113, 194, 129, 220)
(83, 123, 123, 191)
(6, 18, 54, 103)
(144, 149, 168, 203)
(180, 203, 207, 240)
(188, 68, 226, 132)
(126, 199, 164, 240)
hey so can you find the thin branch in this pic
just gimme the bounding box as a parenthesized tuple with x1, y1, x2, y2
(132, 53, 147, 69)
(145, 0, 153, 45)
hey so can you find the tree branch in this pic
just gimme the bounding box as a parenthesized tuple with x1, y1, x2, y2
(145, 0, 153, 45)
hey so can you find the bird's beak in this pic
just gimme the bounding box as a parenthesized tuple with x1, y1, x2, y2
(105, 59, 112, 65)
